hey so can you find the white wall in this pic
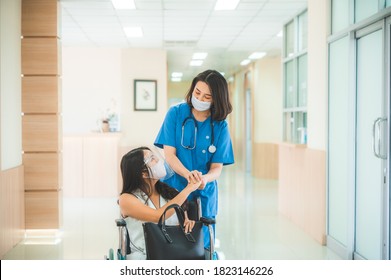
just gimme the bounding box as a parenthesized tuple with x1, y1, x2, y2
(0, 0, 22, 170)
(120, 48, 167, 146)
(253, 56, 282, 143)
(62, 47, 122, 134)
(62, 47, 167, 147)
(307, 0, 328, 150)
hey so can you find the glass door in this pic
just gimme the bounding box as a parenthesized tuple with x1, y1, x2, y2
(355, 21, 389, 259)
(387, 16, 391, 260)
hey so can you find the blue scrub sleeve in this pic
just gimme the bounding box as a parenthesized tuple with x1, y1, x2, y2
(154, 106, 177, 149)
(211, 121, 234, 165)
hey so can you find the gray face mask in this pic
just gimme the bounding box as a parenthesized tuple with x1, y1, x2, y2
(191, 95, 211, 111)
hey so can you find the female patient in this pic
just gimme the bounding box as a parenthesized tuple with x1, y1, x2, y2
(118, 146, 201, 260)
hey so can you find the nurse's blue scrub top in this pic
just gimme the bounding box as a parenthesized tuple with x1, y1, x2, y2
(154, 102, 234, 217)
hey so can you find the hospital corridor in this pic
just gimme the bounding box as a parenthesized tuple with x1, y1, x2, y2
(2, 165, 341, 260)
(1, 0, 391, 264)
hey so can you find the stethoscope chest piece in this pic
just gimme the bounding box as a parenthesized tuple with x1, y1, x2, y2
(208, 144, 216, 154)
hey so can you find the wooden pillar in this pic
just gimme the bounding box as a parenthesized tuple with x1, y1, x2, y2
(21, 0, 62, 229)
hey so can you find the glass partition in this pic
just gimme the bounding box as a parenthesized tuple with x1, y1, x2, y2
(298, 54, 308, 107)
(298, 11, 308, 51)
(355, 0, 378, 23)
(285, 21, 295, 58)
(283, 9, 308, 144)
(285, 60, 295, 108)
(328, 36, 350, 246)
(331, 0, 349, 34)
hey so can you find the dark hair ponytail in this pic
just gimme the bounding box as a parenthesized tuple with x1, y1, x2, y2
(155, 181, 189, 211)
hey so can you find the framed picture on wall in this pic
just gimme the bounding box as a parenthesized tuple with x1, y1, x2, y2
(134, 79, 157, 111)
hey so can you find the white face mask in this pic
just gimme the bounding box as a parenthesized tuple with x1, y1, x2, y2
(149, 159, 167, 179)
(191, 95, 211, 112)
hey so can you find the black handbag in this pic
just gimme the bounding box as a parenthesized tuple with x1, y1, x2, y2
(142, 204, 204, 260)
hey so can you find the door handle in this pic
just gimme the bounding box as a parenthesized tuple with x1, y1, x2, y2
(372, 117, 387, 159)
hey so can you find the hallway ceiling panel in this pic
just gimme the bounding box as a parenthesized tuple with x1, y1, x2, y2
(60, 0, 307, 81)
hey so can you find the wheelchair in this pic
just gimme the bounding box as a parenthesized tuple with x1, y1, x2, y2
(105, 198, 217, 260)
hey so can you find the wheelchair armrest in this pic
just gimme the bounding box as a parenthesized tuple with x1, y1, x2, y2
(115, 218, 126, 227)
(200, 217, 216, 225)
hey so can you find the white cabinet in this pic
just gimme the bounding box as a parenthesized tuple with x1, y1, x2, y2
(63, 133, 121, 197)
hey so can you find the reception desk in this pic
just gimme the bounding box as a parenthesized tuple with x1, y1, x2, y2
(63, 133, 122, 197)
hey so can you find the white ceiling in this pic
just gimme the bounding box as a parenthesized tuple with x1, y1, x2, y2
(60, 0, 307, 81)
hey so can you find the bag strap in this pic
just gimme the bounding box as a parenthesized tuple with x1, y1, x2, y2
(158, 204, 185, 225)
(158, 204, 196, 243)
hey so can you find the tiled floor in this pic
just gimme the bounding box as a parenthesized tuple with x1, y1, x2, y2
(2, 165, 341, 260)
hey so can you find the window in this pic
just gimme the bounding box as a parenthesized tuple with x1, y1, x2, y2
(283, 9, 308, 144)
(331, 0, 350, 33)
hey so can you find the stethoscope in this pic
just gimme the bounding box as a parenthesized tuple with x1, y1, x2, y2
(181, 115, 216, 153)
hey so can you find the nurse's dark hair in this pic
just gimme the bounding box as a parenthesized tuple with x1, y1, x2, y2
(120, 146, 189, 210)
(185, 69, 233, 121)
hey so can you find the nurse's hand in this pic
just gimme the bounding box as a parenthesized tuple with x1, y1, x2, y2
(186, 170, 203, 184)
(198, 176, 208, 190)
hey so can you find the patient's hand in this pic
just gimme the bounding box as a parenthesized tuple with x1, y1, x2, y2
(186, 180, 202, 192)
(183, 217, 195, 233)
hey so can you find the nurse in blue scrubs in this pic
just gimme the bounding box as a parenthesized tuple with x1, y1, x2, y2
(154, 69, 234, 252)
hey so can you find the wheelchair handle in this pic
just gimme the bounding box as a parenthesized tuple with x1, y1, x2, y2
(115, 218, 126, 227)
(200, 217, 216, 225)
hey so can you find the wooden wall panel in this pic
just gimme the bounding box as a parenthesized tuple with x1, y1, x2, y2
(22, 114, 61, 152)
(252, 142, 279, 179)
(23, 153, 61, 191)
(22, 0, 60, 37)
(25, 190, 61, 229)
(21, 0, 62, 230)
(278, 144, 326, 245)
(0, 166, 25, 258)
(21, 37, 60, 75)
(22, 76, 60, 113)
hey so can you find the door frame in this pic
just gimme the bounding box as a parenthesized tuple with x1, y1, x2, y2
(385, 15, 391, 260)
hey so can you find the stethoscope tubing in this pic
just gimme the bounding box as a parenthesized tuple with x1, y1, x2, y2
(181, 115, 216, 153)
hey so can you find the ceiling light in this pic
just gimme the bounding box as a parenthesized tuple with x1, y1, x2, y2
(171, 77, 182, 82)
(111, 0, 136, 10)
(124, 27, 143, 37)
(192, 52, 208, 60)
(277, 30, 283, 37)
(171, 72, 183, 78)
(214, 0, 240, 10)
(248, 52, 266, 60)
(190, 60, 203, 66)
(240, 59, 251, 66)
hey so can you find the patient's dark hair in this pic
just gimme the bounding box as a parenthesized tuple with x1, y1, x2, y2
(120, 146, 188, 210)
